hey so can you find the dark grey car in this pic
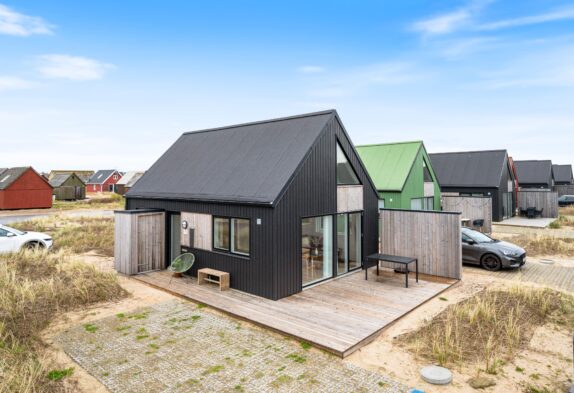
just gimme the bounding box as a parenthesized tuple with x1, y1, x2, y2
(462, 227, 526, 271)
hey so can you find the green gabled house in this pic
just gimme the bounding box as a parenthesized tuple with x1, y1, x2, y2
(356, 141, 441, 210)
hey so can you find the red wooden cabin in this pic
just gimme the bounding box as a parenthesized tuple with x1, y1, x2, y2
(0, 167, 53, 210)
(86, 169, 121, 193)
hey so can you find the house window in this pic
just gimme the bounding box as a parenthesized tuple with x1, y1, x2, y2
(336, 142, 360, 185)
(113, 174, 118, 180)
(93, 184, 96, 191)
(411, 197, 434, 210)
(378, 199, 385, 209)
(213, 216, 250, 256)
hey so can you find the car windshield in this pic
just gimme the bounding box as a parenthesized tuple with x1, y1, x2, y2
(464, 229, 495, 243)
(1, 226, 25, 236)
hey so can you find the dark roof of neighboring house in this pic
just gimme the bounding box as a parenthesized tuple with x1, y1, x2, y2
(552, 164, 573, 183)
(514, 160, 553, 185)
(0, 167, 30, 190)
(87, 170, 117, 184)
(49, 173, 85, 188)
(127, 110, 338, 205)
(49, 173, 72, 187)
(429, 150, 509, 188)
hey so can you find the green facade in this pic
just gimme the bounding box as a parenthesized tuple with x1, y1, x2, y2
(356, 141, 441, 210)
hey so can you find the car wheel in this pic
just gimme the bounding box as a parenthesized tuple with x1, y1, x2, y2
(481, 254, 502, 271)
(24, 241, 44, 251)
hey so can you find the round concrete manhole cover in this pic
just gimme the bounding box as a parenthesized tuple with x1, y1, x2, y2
(420, 365, 452, 385)
(540, 259, 555, 265)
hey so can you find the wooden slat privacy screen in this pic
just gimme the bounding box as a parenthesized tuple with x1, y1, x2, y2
(442, 196, 493, 233)
(115, 210, 165, 275)
(379, 209, 462, 279)
(518, 191, 559, 218)
(555, 185, 574, 197)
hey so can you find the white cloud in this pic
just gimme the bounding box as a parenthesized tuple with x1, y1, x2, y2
(297, 65, 324, 73)
(0, 4, 53, 36)
(478, 6, 574, 31)
(440, 36, 500, 58)
(412, 0, 493, 36)
(412, 9, 471, 36)
(0, 76, 36, 91)
(37, 55, 115, 81)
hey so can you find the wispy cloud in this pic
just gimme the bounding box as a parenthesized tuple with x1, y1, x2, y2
(307, 62, 426, 98)
(37, 55, 115, 81)
(474, 45, 574, 89)
(0, 76, 36, 91)
(478, 6, 574, 31)
(439, 36, 500, 59)
(411, 0, 492, 36)
(297, 65, 324, 74)
(0, 4, 53, 36)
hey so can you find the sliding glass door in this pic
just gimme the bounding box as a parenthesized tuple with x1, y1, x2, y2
(348, 213, 362, 270)
(336, 212, 362, 276)
(301, 215, 333, 286)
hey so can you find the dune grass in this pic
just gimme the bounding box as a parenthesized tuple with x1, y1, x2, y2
(549, 215, 574, 229)
(400, 287, 574, 374)
(0, 250, 127, 392)
(10, 215, 115, 257)
(505, 234, 574, 257)
(559, 206, 574, 216)
(52, 193, 124, 211)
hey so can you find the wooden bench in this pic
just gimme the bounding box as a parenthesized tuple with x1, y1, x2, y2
(197, 268, 230, 291)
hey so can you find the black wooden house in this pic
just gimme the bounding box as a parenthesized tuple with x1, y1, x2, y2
(124, 110, 379, 300)
(429, 150, 517, 222)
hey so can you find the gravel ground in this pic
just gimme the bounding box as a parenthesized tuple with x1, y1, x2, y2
(55, 300, 410, 393)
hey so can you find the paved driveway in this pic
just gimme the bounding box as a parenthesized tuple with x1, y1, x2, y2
(55, 300, 408, 393)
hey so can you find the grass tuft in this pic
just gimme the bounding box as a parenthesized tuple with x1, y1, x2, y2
(400, 287, 574, 369)
(0, 250, 127, 391)
(10, 215, 115, 256)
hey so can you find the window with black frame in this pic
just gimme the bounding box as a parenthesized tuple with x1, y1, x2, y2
(213, 217, 250, 256)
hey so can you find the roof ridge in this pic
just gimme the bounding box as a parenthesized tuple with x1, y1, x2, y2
(182, 110, 336, 136)
(356, 140, 422, 148)
(430, 149, 507, 155)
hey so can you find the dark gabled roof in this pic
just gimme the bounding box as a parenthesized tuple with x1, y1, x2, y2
(514, 160, 553, 185)
(87, 169, 117, 184)
(0, 167, 30, 190)
(49, 173, 72, 187)
(552, 164, 573, 183)
(429, 150, 508, 188)
(127, 110, 337, 205)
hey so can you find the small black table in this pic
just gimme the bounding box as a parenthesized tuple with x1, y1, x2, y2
(363, 253, 418, 288)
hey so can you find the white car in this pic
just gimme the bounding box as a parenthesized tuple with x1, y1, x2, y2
(0, 224, 53, 254)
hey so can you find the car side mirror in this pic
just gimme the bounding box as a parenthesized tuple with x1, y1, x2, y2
(464, 239, 476, 245)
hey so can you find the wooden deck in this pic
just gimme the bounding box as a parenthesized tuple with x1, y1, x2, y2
(133, 269, 456, 357)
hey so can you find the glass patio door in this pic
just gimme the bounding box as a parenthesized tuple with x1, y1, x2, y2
(302, 215, 333, 286)
(336, 212, 362, 275)
(170, 214, 181, 263)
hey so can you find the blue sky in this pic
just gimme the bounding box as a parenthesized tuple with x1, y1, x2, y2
(1, 1, 573, 171)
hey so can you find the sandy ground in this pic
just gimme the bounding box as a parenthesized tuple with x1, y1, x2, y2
(41, 254, 175, 393)
(40, 252, 574, 393)
(346, 265, 574, 392)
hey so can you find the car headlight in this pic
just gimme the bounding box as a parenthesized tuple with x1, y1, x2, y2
(502, 249, 518, 257)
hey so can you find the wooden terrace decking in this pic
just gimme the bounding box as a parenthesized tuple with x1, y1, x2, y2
(133, 269, 456, 357)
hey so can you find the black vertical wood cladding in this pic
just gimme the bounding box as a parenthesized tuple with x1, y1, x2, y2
(126, 198, 275, 299)
(272, 116, 379, 299)
(126, 114, 379, 300)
